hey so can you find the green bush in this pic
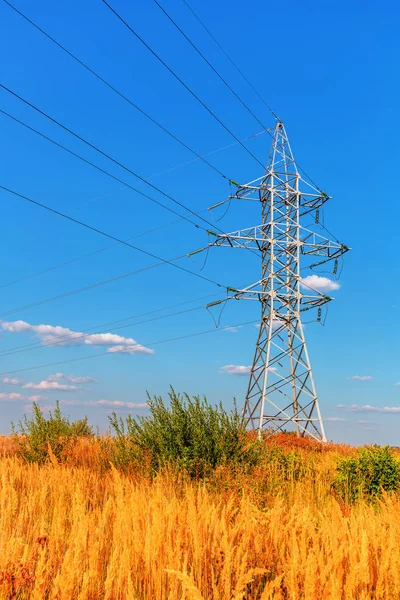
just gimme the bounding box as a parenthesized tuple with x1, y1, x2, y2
(333, 445, 400, 503)
(108, 389, 259, 477)
(12, 401, 93, 464)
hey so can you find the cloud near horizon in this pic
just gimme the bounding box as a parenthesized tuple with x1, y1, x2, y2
(219, 365, 252, 376)
(347, 375, 373, 381)
(337, 404, 400, 414)
(0, 319, 154, 355)
(24, 399, 149, 412)
(22, 381, 79, 392)
(60, 399, 149, 409)
(46, 373, 97, 384)
(2, 377, 25, 385)
(219, 365, 278, 376)
(0, 392, 42, 401)
(21, 373, 96, 392)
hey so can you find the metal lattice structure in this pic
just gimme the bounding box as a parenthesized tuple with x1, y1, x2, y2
(197, 122, 349, 440)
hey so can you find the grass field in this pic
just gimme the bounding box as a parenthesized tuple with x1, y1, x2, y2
(1, 434, 399, 600)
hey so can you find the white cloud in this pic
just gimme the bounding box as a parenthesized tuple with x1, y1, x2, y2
(93, 400, 148, 409)
(19, 373, 97, 393)
(255, 319, 285, 330)
(395, 382, 400, 387)
(24, 403, 56, 413)
(23, 381, 79, 392)
(324, 417, 347, 422)
(219, 365, 278, 376)
(59, 399, 148, 409)
(0, 319, 153, 355)
(2, 377, 24, 385)
(107, 344, 154, 355)
(219, 365, 251, 376)
(0, 393, 42, 402)
(337, 404, 400, 414)
(46, 373, 97, 384)
(347, 375, 373, 381)
(224, 326, 242, 333)
(0, 392, 23, 401)
(301, 275, 340, 293)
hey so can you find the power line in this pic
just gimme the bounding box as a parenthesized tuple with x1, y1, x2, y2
(0, 85, 231, 235)
(0, 100, 259, 259)
(100, 0, 267, 171)
(0, 216, 186, 290)
(0, 319, 258, 377)
(0, 293, 223, 358)
(0, 131, 266, 291)
(152, 0, 268, 131)
(0, 184, 227, 290)
(0, 105, 205, 233)
(181, 0, 280, 121)
(180, 0, 322, 192)
(0, 255, 186, 318)
(73, 129, 267, 210)
(2, 0, 229, 182)
(3, 0, 322, 199)
(0, 110, 259, 319)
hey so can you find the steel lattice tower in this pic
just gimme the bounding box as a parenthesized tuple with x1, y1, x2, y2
(197, 122, 349, 440)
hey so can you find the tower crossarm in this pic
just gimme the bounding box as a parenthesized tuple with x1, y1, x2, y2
(299, 227, 349, 260)
(190, 224, 349, 265)
(205, 278, 333, 310)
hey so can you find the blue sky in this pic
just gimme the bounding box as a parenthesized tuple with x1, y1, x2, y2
(0, 0, 398, 444)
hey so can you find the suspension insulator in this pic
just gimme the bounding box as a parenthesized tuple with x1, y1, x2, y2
(333, 258, 338, 275)
(315, 209, 320, 224)
(317, 307, 322, 322)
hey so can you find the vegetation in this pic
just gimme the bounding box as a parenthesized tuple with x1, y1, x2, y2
(333, 444, 400, 503)
(107, 389, 259, 477)
(11, 400, 93, 464)
(1, 395, 400, 598)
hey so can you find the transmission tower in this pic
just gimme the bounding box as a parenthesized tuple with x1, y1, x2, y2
(194, 122, 349, 441)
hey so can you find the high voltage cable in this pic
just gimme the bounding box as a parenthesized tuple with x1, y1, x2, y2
(143, 130, 266, 181)
(0, 256, 188, 318)
(152, 0, 268, 131)
(181, 0, 280, 120)
(0, 241, 228, 319)
(0, 210, 318, 321)
(0, 130, 266, 291)
(0, 184, 227, 290)
(2, 0, 321, 190)
(180, 0, 322, 191)
(0, 106, 258, 317)
(74, 129, 266, 210)
(0, 85, 230, 236)
(0, 105, 204, 232)
(0, 99, 259, 259)
(2, 0, 229, 182)
(0, 293, 223, 358)
(0, 216, 186, 291)
(0, 319, 258, 378)
(100, 0, 267, 171)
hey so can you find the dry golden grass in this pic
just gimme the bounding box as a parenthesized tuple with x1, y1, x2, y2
(0, 439, 399, 599)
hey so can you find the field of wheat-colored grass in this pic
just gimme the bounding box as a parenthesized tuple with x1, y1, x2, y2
(0, 437, 399, 600)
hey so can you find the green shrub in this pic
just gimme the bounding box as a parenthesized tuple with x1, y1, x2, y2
(333, 445, 400, 503)
(12, 401, 93, 464)
(108, 389, 259, 477)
